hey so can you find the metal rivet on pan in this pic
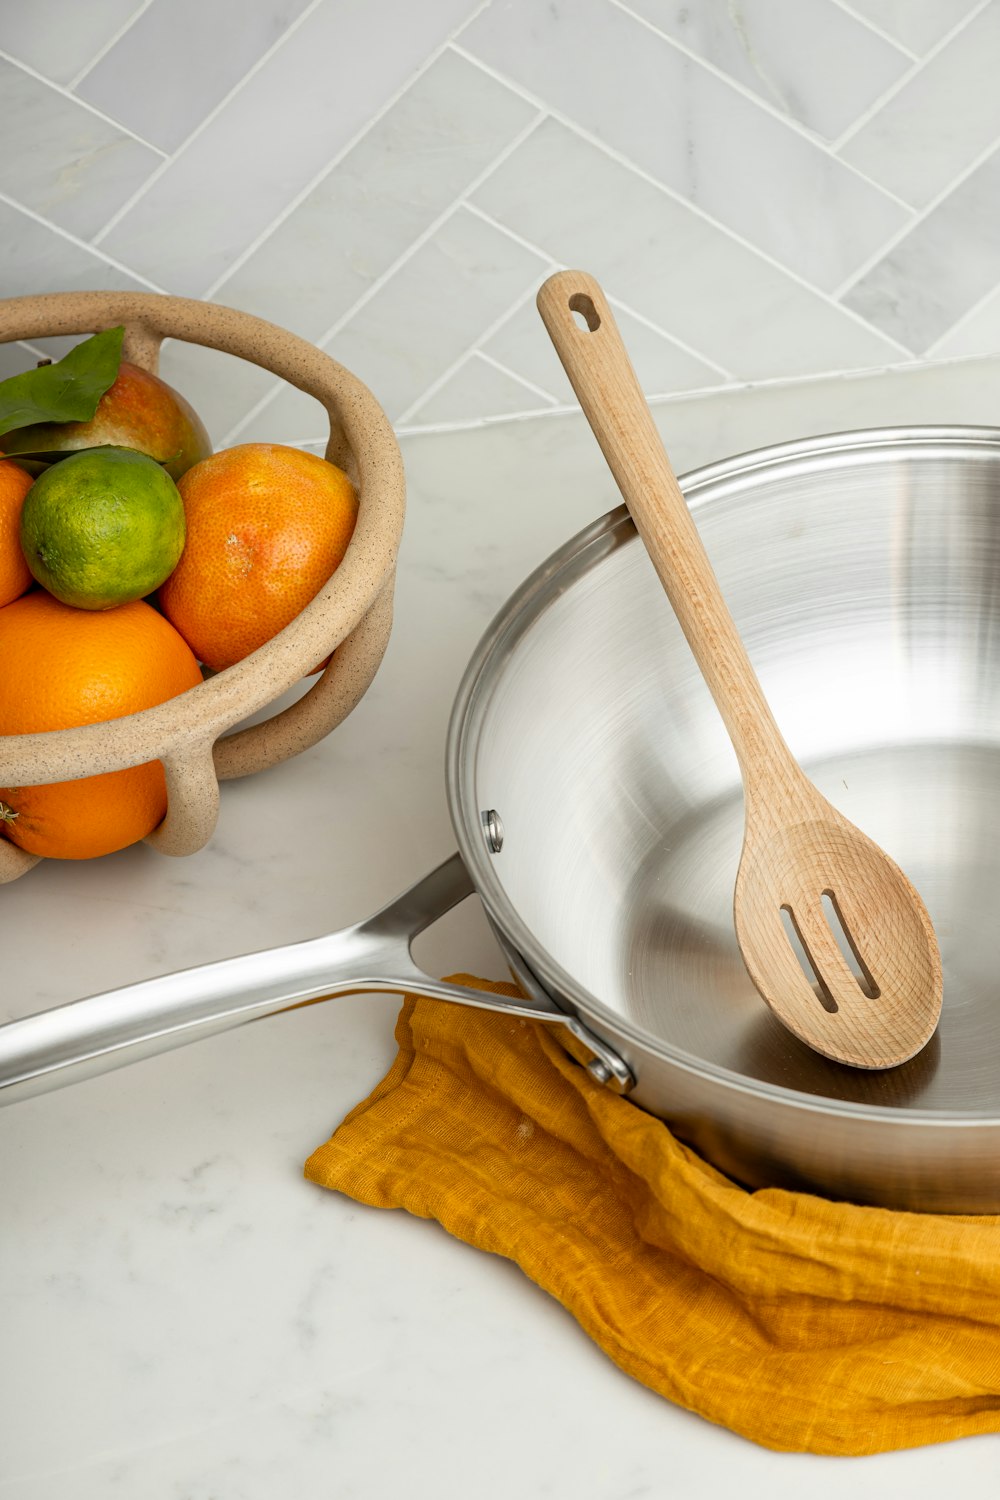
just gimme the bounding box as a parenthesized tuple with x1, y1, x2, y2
(481, 809, 504, 853)
(587, 1059, 612, 1085)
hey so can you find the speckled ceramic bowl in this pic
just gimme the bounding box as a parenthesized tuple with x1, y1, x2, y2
(0, 291, 405, 882)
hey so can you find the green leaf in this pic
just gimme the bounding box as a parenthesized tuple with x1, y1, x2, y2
(4, 457, 52, 477)
(4, 446, 182, 474)
(0, 326, 124, 438)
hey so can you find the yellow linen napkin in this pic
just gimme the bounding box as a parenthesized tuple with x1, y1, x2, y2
(305, 976, 1000, 1456)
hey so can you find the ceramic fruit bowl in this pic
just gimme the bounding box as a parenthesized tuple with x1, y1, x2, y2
(0, 291, 405, 882)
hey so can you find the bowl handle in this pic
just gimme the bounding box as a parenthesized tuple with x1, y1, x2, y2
(144, 739, 221, 855)
(0, 855, 632, 1105)
(121, 319, 164, 373)
(213, 573, 395, 781)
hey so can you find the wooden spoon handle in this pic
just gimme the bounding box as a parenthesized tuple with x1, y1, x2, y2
(537, 270, 795, 791)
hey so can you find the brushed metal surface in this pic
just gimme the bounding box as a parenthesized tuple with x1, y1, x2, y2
(450, 427, 1000, 1208)
(5, 425, 1000, 1210)
(0, 855, 631, 1104)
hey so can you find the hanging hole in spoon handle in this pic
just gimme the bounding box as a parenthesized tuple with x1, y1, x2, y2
(569, 292, 601, 332)
(536, 270, 796, 797)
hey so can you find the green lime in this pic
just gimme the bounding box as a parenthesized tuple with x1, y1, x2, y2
(19, 445, 186, 610)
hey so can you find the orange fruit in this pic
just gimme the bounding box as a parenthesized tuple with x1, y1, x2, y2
(0, 593, 202, 860)
(159, 443, 358, 672)
(0, 459, 34, 608)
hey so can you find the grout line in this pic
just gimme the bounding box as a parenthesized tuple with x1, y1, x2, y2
(610, 0, 834, 145)
(454, 49, 916, 360)
(448, 0, 496, 46)
(831, 127, 1000, 301)
(475, 349, 560, 404)
(451, 42, 914, 354)
(0, 187, 167, 292)
(830, 0, 994, 153)
(461, 199, 563, 260)
(395, 280, 555, 425)
(604, 295, 732, 380)
(290, 333, 1000, 442)
(219, 109, 547, 445)
(0, 44, 167, 157)
(67, 0, 156, 90)
(922, 279, 1000, 357)
(396, 406, 572, 437)
(827, 0, 920, 60)
(92, 0, 328, 247)
(396, 342, 1000, 438)
(461, 200, 733, 379)
(220, 386, 286, 447)
(204, 0, 499, 301)
(7, 339, 49, 365)
(402, 347, 558, 423)
(609, 0, 913, 209)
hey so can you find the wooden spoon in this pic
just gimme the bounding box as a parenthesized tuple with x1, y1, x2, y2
(537, 270, 942, 1069)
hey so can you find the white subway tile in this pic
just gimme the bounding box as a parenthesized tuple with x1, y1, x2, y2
(625, 0, 908, 140)
(474, 120, 903, 379)
(0, 57, 160, 239)
(0, 198, 149, 298)
(484, 294, 724, 398)
(1, 0, 142, 86)
(0, 342, 42, 381)
(216, 50, 535, 339)
(232, 380, 318, 445)
(406, 352, 554, 424)
(841, 2, 1000, 208)
(328, 205, 545, 422)
(460, 0, 906, 290)
(843, 145, 1000, 350)
(156, 340, 277, 449)
(0, 334, 83, 365)
(929, 286, 1000, 360)
(837, 0, 982, 54)
(99, 0, 480, 294)
(253, 205, 546, 432)
(77, 0, 314, 153)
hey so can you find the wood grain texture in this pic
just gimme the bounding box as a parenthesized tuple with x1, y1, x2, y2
(537, 270, 942, 1069)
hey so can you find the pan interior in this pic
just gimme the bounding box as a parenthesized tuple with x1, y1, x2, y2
(459, 433, 1000, 1113)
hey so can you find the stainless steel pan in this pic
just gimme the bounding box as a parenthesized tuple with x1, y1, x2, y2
(4, 426, 1000, 1214)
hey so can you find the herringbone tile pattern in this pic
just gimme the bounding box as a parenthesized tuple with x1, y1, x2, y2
(2, 0, 996, 442)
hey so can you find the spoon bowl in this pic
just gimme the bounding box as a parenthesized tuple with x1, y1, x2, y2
(736, 783, 942, 1067)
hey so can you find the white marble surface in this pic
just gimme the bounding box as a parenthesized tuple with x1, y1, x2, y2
(4, 358, 1000, 1496)
(0, 54, 161, 240)
(840, 0, 1000, 208)
(8, 1, 1000, 436)
(76, 0, 315, 154)
(469, 119, 904, 382)
(95, 0, 477, 292)
(459, 0, 908, 290)
(838, 0, 983, 57)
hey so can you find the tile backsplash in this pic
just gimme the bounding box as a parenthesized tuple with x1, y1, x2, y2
(2, 0, 999, 446)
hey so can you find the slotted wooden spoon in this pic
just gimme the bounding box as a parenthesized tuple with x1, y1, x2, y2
(537, 270, 942, 1069)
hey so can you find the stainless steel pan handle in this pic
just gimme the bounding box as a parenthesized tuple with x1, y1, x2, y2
(0, 855, 632, 1105)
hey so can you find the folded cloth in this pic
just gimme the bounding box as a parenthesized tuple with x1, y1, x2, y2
(304, 976, 1000, 1456)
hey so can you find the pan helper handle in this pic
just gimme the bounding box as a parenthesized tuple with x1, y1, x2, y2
(0, 855, 632, 1105)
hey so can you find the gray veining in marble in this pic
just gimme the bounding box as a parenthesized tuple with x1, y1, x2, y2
(843, 141, 1000, 351)
(841, 0, 1000, 208)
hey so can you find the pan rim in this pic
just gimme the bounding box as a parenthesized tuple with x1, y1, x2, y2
(446, 423, 1000, 1128)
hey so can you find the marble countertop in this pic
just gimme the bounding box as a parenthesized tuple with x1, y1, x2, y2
(4, 352, 1000, 1497)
